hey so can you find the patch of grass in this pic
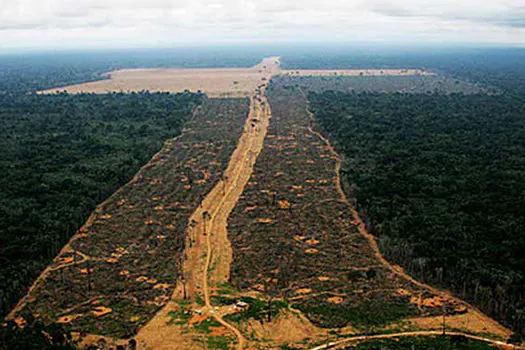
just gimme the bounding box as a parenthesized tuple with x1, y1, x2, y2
(167, 302, 192, 325)
(211, 296, 237, 306)
(225, 297, 287, 323)
(207, 335, 230, 350)
(215, 282, 236, 295)
(193, 318, 222, 334)
(195, 294, 205, 306)
(294, 297, 413, 329)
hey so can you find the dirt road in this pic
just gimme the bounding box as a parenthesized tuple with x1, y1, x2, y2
(195, 89, 271, 350)
(310, 330, 524, 350)
(135, 58, 278, 349)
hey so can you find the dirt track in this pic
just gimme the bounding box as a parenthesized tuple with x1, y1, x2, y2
(311, 330, 524, 350)
(190, 88, 271, 350)
(135, 58, 279, 350)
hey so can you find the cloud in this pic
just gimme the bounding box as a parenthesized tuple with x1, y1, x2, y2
(369, 0, 525, 28)
(0, 0, 523, 49)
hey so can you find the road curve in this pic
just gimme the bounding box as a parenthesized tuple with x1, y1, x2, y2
(310, 330, 523, 350)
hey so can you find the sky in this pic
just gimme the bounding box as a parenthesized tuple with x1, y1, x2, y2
(0, 0, 524, 50)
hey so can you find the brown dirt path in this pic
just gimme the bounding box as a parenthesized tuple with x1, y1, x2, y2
(311, 330, 525, 350)
(135, 58, 279, 350)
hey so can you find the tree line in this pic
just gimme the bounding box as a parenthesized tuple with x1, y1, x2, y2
(310, 90, 525, 339)
(0, 91, 203, 331)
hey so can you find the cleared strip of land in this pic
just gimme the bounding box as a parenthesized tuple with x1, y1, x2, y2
(224, 84, 511, 348)
(280, 69, 435, 76)
(134, 59, 278, 350)
(39, 57, 281, 98)
(12, 56, 519, 349)
(8, 98, 249, 340)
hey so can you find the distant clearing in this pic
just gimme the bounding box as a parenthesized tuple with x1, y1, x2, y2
(280, 69, 434, 76)
(39, 57, 281, 98)
(37, 62, 435, 98)
(273, 74, 489, 94)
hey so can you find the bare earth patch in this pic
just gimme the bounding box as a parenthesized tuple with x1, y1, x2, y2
(39, 57, 281, 98)
(280, 69, 435, 76)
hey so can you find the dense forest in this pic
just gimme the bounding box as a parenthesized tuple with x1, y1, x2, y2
(309, 90, 525, 338)
(0, 91, 203, 322)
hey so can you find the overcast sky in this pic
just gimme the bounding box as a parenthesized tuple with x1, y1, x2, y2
(0, 0, 524, 50)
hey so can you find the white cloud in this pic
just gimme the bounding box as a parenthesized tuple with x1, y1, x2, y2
(0, 0, 523, 49)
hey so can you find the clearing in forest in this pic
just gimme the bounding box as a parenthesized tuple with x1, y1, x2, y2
(39, 57, 281, 98)
(280, 68, 434, 76)
(9, 56, 517, 349)
(133, 59, 277, 350)
(223, 84, 512, 348)
(8, 97, 250, 342)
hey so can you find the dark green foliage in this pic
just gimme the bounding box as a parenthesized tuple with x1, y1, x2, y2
(210, 296, 237, 306)
(225, 297, 287, 323)
(0, 49, 265, 93)
(296, 298, 411, 329)
(207, 336, 230, 350)
(309, 90, 525, 336)
(347, 335, 493, 349)
(0, 319, 75, 350)
(0, 91, 203, 320)
(194, 318, 223, 334)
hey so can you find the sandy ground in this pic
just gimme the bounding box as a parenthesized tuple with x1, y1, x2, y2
(37, 58, 433, 98)
(280, 69, 435, 76)
(405, 312, 512, 338)
(39, 56, 281, 98)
